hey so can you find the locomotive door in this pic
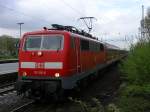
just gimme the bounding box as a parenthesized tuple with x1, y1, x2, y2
(75, 37, 81, 73)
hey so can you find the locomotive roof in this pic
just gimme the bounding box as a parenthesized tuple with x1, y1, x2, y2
(23, 28, 120, 50)
(23, 29, 103, 44)
(23, 24, 120, 50)
(23, 29, 68, 36)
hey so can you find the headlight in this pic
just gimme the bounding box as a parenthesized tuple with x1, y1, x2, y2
(37, 51, 42, 56)
(22, 72, 27, 77)
(55, 73, 60, 78)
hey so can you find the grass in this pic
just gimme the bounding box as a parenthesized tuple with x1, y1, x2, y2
(0, 55, 17, 60)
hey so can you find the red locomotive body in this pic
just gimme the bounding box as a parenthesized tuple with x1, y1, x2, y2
(16, 24, 120, 99)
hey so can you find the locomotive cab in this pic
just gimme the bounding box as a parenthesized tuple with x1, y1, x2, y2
(17, 31, 72, 98)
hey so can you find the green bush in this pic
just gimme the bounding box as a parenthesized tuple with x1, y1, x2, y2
(121, 41, 150, 85)
(118, 41, 150, 112)
(0, 35, 19, 59)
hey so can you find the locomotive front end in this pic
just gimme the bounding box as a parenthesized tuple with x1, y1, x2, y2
(16, 32, 67, 98)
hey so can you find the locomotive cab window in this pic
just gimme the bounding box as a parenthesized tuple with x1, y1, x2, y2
(24, 35, 64, 51)
(24, 36, 41, 50)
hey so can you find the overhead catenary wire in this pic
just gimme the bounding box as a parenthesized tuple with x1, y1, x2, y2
(0, 3, 51, 25)
(39, 1, 74, 23)
(0, 2, 85, 29)
(57, 0, 85, 17)
(58, 0, 97, 33)
(56, 0, 97, 33)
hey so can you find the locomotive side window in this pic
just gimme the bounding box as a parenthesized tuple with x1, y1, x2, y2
(80, 39, 89, 51)
(24, 35, 63, 51)
(95, 43, 99, 52)
(89, 41, 94, 51)
(71, 37, 75, 49)
(100, 43, 104, 51)
(89, 41, 100, 52)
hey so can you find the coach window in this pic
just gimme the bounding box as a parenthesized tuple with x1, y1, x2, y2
(94, 43, 97, 52)
(71, 37, 75, 49)
(81, 39, 89, 51)
(100, 43, 104, 51)
(96, 43, 99, 52)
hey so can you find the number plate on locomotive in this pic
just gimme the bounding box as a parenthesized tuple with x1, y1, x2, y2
(35, 62, 45, 68)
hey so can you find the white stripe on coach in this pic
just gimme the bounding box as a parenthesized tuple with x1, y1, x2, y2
(45, 62, 63, 69)
(21, 62, 35, 68)
(20, 62, 63, 69)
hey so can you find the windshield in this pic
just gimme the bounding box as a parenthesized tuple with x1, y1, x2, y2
(24, 35, 63, 51)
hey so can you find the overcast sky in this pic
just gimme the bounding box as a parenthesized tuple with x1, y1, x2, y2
(0, 0, 150, 49)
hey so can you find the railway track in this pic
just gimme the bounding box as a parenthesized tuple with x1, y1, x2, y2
(0, 72, 17, 85)
(9, 100, 60, 112)
(0, 82, 16, 96)
(10, 101, 35, 112)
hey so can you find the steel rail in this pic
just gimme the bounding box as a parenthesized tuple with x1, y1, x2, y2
(10, 101, 34, 112)
(0, 84, 15, 95)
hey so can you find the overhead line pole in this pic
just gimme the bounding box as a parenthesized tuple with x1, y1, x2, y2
(17, 22, 24, 38)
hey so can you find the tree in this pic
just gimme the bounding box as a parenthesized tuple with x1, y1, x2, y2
(142, 7, 150, 40)
(0, 35, 19, 58)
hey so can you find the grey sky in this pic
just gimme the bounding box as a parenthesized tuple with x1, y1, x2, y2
(0, 0, 150, 49)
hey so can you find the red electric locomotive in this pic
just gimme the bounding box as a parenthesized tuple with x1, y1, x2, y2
(16, 24, 120, 99)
